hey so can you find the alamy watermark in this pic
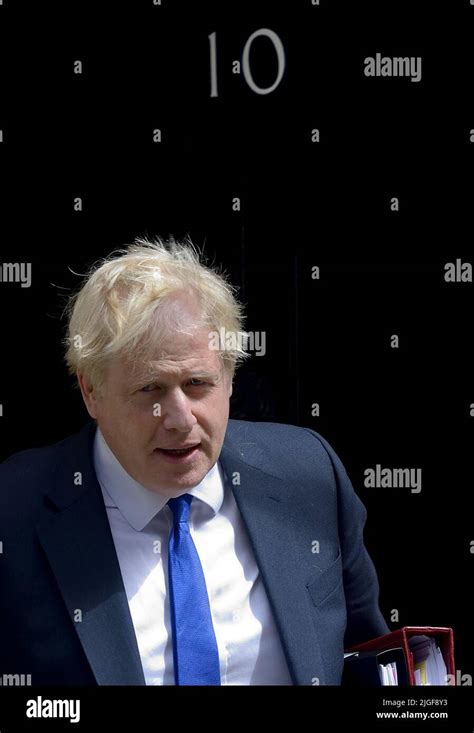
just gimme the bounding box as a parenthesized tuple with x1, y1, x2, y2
(208, 327, 266, 357)
(26, 696, 80, 724)
(0, 262, 32, 288)
(0, 672, 32, 686)
(364, 54, 422, 83)
(364, 465, 422, 493)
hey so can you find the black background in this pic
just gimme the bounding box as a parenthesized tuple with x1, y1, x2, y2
(0, 0, 472, 687)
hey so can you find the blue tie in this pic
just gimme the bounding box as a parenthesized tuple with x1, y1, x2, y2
(167, 493, 221, 685)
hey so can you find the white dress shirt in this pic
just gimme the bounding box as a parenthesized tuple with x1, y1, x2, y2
(93, 427, 292, 685)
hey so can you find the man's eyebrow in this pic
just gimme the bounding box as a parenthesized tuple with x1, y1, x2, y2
(131, 370, 221, 387)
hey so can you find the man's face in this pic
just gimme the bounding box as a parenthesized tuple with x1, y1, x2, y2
(78, 312, 232, 497)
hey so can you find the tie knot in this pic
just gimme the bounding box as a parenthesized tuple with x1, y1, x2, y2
(168, 493, 193, 525)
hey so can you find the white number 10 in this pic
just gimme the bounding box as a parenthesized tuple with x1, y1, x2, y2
(208, 28, 286, 98)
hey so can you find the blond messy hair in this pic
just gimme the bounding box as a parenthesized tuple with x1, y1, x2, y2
(63, 235, 249, 393)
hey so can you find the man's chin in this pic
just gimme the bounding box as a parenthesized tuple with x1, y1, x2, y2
(143, 461, 211, 495)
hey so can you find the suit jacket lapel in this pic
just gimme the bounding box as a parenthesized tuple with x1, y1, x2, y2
(36, 420, 145, 685)
(219, 424, 325, 686)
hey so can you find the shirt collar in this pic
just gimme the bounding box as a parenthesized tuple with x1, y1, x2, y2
(93, 426, 224, 531)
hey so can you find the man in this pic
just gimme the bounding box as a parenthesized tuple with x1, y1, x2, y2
(0, 236, 389, 686)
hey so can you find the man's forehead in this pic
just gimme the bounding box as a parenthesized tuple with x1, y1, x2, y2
(138, 325, 213, 358)
(144, 356, 218, 375)
(122, 351, 222, 380)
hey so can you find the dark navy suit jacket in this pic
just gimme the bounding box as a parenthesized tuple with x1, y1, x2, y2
(0, 418, 389, 685)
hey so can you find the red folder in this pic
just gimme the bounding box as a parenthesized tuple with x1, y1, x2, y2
(343, 626, 456, 686)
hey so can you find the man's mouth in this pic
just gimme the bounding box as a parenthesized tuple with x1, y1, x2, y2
(154, 444, 201, 462)
(157, 443, 200, 453)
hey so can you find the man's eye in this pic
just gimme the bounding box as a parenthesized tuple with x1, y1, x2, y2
(189, 378, 205, 386)
(140, 384, 157, 393)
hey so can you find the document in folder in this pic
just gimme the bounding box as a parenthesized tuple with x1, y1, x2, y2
(342, 626, 455, 687)
(411, 635, 449, 685)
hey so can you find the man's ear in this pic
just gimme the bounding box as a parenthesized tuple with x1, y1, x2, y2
(77, 371, 99, 419)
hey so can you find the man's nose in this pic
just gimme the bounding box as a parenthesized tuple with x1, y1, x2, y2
(161, 389, 197, 431)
